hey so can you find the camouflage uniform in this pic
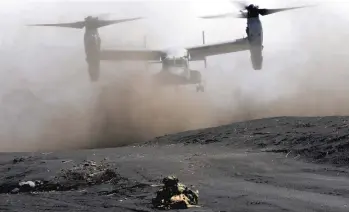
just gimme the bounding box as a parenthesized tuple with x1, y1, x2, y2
(152, 176, 199, 209)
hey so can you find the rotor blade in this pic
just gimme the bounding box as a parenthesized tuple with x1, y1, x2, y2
(230, 0, 248, 10)
(258, 5, 313, 16)
(96, 17, 143, 28)
(199, 12, 245, 19)
(27, 21, 85, 29)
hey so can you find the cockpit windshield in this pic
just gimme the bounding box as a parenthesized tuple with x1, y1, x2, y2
(163, 57, 188, 68)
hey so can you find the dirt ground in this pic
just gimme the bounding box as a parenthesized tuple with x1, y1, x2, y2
(0, 116, 349, 212)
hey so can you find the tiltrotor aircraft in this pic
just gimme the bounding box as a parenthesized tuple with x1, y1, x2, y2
(200, 1, 312, 70)
(27, 2, 312, 91)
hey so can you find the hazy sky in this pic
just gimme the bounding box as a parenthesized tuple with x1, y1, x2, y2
(1, 0, 347, 72)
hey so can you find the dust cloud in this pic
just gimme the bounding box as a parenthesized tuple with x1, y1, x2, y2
(1, 0, 349, 152)
(0, 66, 225, 152)
(87, 68, 223, 149)
(221, 1, 349, 120)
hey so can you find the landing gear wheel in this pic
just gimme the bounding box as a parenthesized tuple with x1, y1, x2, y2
(196, 84, 204, 92)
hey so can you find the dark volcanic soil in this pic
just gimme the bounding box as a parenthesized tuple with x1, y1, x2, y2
(1, 116, 349, 211)
(148, 116, 349, 167)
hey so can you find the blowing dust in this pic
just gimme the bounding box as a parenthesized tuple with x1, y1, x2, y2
(227, 9, 349, 120)
(0, 64, 228, 152)
(87, 68, 224, 149)
(1, 1, 349, 152)
(1, 37, 349, 152)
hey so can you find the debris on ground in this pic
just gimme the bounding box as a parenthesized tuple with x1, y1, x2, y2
(4, 159, 121, 194)
(18, 181, 36, 191)
(9, 180, 42, 194)
(57, 159, 119, 186)
(152, 176, 199, 210)
(12, 156, 37, 164)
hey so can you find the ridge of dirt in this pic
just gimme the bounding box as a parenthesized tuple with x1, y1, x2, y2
(144, 116, 349, 166)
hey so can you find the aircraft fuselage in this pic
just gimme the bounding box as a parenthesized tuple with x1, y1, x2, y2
(153, 48, 202, 87)
(247, 17, 263, 70)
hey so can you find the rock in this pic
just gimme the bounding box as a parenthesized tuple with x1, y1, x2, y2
(19, 181, 35, 192)
(13, 157, 25, 164)
(19, 181, 35, 188)
(83, 160, 97, 167)
(11, 188, 19, 194)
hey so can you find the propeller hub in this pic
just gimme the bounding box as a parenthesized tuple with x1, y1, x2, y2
(246, 4, 258, 10)
(84, 16, 101, 29)
(245, 4, 261, 18)
(85, 16, 98, 21)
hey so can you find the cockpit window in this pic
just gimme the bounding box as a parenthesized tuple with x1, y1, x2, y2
(163, 58, 188, 67)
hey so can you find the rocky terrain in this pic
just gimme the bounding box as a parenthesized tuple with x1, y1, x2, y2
(0, 116, 349, 211)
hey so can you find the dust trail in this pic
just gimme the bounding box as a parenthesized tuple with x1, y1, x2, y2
(0, 64, 225, 152)
(88, 68, 222, 149)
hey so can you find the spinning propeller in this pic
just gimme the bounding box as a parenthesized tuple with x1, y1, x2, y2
(200, 0, 313, 19)
(27, 15, 143, 29)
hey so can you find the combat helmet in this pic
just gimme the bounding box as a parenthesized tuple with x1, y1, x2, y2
(162, 175, 179, 187)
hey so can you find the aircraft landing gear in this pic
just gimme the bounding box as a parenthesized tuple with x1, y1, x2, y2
(196, 84, 204, 92)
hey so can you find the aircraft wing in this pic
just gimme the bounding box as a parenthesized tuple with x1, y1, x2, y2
(186, 38, 250, 61)
(100, 49, 165, 61)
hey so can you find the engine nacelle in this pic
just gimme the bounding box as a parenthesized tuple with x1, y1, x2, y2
(249, 46, 263, 70)
(84, 33, 101, 81)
